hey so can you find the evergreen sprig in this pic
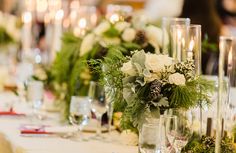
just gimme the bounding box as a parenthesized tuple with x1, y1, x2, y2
(182, 133, 236, 153)
(0, 26, 14, 45)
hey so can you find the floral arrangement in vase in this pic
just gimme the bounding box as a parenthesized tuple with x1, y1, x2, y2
(90, 49, 214, 131)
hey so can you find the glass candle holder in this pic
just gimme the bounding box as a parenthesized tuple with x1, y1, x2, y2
(161, 17, 190, 55)
(188, 24, 202, 75)
(170, 24, 189, 62)
(216, 36, 234, 153)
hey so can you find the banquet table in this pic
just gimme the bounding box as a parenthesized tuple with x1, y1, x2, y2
(0, 92, 138, 153)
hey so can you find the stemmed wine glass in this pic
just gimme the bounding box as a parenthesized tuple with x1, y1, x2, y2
(69, 96, 90, 141)
(88, 81, 108, 139)
(165, 109, 193, 153)
(160, 115, 177, 152)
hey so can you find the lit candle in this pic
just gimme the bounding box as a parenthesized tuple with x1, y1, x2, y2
(51, 9, 64, 60)
(109, 13, 120, 24)
(73, 18, 87, 37)
(177, 29, 182, 61)
(22, 11, 32, 52)
(188, 39, 194, 59)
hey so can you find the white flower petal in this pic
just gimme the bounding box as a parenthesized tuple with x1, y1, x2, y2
(121, 28, 136, 42)
(93, 21, 111, 36)
(168, 73, 186, 85)
(114, 21, 131, 32)
(145, 25, 163, 53)
(80, 33, 96, 56)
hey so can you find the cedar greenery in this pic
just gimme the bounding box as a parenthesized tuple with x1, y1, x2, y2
(0, 27, 14, 45)
(89, 49, 215, 131)
(182, 133, 236, 153)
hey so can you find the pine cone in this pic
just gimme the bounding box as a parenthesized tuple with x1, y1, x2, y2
(148, 80, 162, 101)
(135, 30, 147, 46)
(124, 16, 132, 22)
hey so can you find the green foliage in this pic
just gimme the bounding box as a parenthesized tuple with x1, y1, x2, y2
(104, 26, 120, 38)
(51, 32, 82, 84)
(182, 133, 236, 153)
(0, 26, 14, 45)
(202, 34, 218, 53)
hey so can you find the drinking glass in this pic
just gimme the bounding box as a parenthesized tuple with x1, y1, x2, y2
(88, 81, 108, 139)
(162, 17, 190, 55)
(165, 109, 193, 153)
(139, 120, 160, 153)
(159, 115, 177, 152)
(27, 80, 44, 119)
(69, 96, 90, 140)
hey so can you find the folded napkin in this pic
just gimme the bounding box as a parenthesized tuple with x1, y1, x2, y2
(0, 110, 25, 116)
(20, 125, 77, 135)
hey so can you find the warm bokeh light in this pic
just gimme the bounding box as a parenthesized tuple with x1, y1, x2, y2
(55, 9, 64, 21)
(78, 18, 87, 29)
(36, 0, 48, 13)
(22, 11, 32, 23)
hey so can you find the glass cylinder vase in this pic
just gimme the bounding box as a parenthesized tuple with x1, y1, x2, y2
(216, 36, 235, 153)
(161, 17, 190, 55)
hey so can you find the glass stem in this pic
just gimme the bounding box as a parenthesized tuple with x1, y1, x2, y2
(96, 114, 102, 136)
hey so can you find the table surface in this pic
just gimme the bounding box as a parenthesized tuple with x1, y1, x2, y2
(0, 92, 138, 153)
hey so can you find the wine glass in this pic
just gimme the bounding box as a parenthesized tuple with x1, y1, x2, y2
(88, 81, 108, 139)
(69, 96, 90, 141)
(165, 109, 193, 153)
(27, 80, 44, 120)
(160, 115, 177, 152)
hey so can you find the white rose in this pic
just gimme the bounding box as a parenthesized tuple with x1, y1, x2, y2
(122, 28, 136, 42)
(145, 25, 163, 54)
(114, 21, 131, 32)
(145, 54, 173, 72)
(120, 61, 136, 76)
(143, 69, 160, 82)
(168, 73, 186, 85)
(94, 21, 111, 36)
(99, 36, 121, 47)
(80, 33, 96, 56)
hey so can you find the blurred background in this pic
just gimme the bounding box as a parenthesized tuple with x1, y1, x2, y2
(0, 0, 236, 75)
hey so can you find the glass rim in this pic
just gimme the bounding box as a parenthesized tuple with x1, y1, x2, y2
(219, 36, 235, 41)
(162, 17, 190, 22)
(189, 24, 201, 28)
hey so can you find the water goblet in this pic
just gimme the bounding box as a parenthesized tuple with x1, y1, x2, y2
(88, 81, 108, 139)
(165, 109, 193, 153)
(27, 80, 44, 120)
(69, 96, 90, 141)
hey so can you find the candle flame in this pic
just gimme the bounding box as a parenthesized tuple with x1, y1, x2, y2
(78, 18, 87, 29)
(109, 14, 119, 23)
(55, 9, 64, 21)
(22, 12, 32, 23)
(177, 29, 182, 40)
(228, 49, 233, 66)
(189, 39, 195, 51)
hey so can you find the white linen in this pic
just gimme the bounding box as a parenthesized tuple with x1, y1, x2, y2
(0, 93, 137, 153)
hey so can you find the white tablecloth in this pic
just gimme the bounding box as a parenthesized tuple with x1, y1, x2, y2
(0, 93, 137, 153)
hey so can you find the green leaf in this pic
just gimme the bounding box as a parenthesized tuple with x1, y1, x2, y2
(103, 26, 120, 38)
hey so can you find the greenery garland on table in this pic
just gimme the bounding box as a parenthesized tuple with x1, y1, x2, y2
(182, 133, 236, 153)
(48, 15, 164, 119)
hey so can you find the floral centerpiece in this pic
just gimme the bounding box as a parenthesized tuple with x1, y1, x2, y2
(48, 15, 164, 118)
(90, 49, 214, 131)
